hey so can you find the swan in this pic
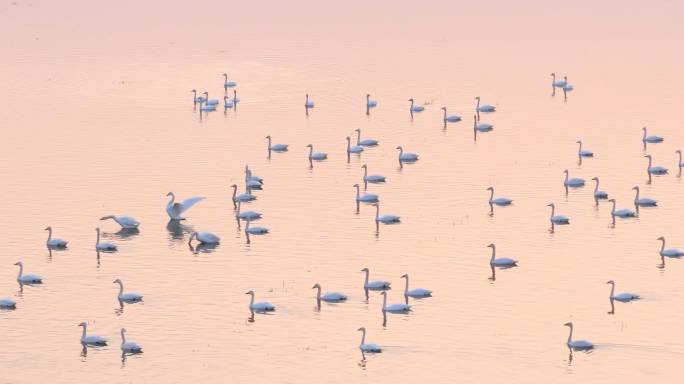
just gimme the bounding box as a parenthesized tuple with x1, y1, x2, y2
(366, 94, 377, 107)
(236, 200, 262, 220)
(232, 90, 240, 102)
(591, 177, 608, 198)
(231, 184, 256, 201)
(120, 328, 143, 352)
(642, 127, 663, 142)
(100, 215, 140, 229)
(564, 170, 585, 186)
(245, 170, 263, 188)
(607, 280, 639, 301)
(396, 146, 418, 161)
(551, 73, 567, 87)
(246, 290, 275, 310)
(361, 164, 386, 182)
(564, 322, 594, 348)
(245, 166, 263, 183)
(475, 96, 496, 111)
(487, 244, 518, 265)
(14, 262, 42, 283)
(577, 141, 593, 156)
(354, 129, 378, 146)
(200, 102, 216, 111)
(353, 184, 379, 202)
(347, 137, 364, 153)
(645, 155, 668, 174)
(608, 199, 635, 217)
(563, 77, 574, 90)
(358, 327, 381, 352)
(45, 227, 68, 246)
(188, 231, 220, 244)
(361, 268, 391, 289)
(266, 136, 289, 151)
(191, 89, 206, 103)
(676, 150, 684, 167)
(245, 217, 269, 234)
(113, 279, 143, 301)
(487, 187, 512, 205)
(0, 297, 16, 307)
(223, 96, 234, 108)
(95, 228, 117, 250)
(79, 322, 107, 344)
(372, 203, 400, 222)
(548, 203, 569, 223)
(222, 73, 236, 87)
(304, 94, 314, 107)
(657, 237, 684, 257)
(632, 186, 657, 205)
(380, 291, 411, 311)
(441, 107, 461, 121)
(306, 144, 328, 160)
(408, 99, 424, 112)
(400, 274, 432, 296)
(203, 92, 218, 105)
(473, 115, 493, 131)
(166, 192, 205, 220)
(312, 283, 347, 301)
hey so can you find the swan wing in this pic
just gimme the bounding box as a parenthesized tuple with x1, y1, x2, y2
(83, 335, 107, 343)
(252, 302, 275, 310)
(20, 274, 42, 281)
(321, 292, 347, 300)
(366, 281, 390, 288)
(180, 197, 205, 213)
(120, 293, 143, 300)
(569, 340, 593, 348)
(613, 292, 639, 300)
(636, 198, 657, 205)
(491, 198, 512, 204)
(492, 257, 518, 265)
(406, 288, 432, 296)
(361, 343, 382, 351)
(122, 342, 143, 350)
(119, 216, 140, 226)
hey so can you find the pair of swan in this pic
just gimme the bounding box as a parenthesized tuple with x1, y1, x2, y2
(246, 290, 275, 310)
(372, 203, 400, 222)
(231, 184, 256, 201)
(353, 184, 379, 202)
(591, 177, 608, 198)
(380, 291, 411, 311)
(645, 155, 668, 174)
(473, 115, 493, 131)
(550, 73, 567, 87)
(577, 141, 593, 156)
(408, 99, 424, 112)
(188, 231, 220, 244)
(366, 94, 377, 107)
(564, 170, 585, 186)
(362, 164, 386, 182)
(45, 227, 68, 246)
(607, 280, 639, 301)
(676, 150, 684, 167)
(222, 73, 236, 87)
(355, 129, 378, 146)
(608, 199, 635, 217)
(564, 322, 594, 348)
(15, 262, 42, 283)
(632, 186, 657, 205)
(266, 136, 289, 151)
(307, 144, 328, 160)
(346, 137, 364, 153)
(642, 127, 663, 142)
(245, 170, 263, 188)
(487, 244, 518, 265)
(475, 96, 496, 111)
(441, 107, 461, 121)
(658, 237, 684, 257)
(100, 215, 140, 229)
(401, 274, 432, 296)
(548, 203, 569, 223)
(397, 146, 418, 161)
(166, 192, 205, 220)
(223, 96, 234, 108)
(312, 283, 347, 301)
(191, 89, 206, 103)
(95, 228, 117, 250)
(245, 217, 269, 234)
(114, 279, 143, 301)
(358, 327, 381, 352)
(236, 200, 262, 220)
(305, 94, 314, 107)
(361, 268, 391, 289)
(487, 187, 512, 205)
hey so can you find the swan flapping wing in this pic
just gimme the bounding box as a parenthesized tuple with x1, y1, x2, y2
(179, 197, 205, 213)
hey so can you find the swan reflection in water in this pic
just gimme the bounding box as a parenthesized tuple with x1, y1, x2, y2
(167, 220, 194, 241)
(188, 242, 220, 254)
(114, 228, 140, 239)
(246, 308, 255, 324)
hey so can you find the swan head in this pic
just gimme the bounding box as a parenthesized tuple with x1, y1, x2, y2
(361, 268, 369, 272)
(113, 279, 122, 284)
(234, 90, 237, 95)
(353, 183, 359, 187)
(121, 328, 127, 333)
(564, 169, 568, 174)
(564, 76, 567, 81)
(441, 107, 446, 110)
(606, 280, 615, 284)
(346, 136, 350, 141)
(400, 274, 408, 279)
(547, 203, 555, 207)
(366, 94, 371, 97)
(576, 140, 581, 144)
(644, 155, 652, 159)
(486, 187, 493, 191)
(312, 284, 321, 289)
(166, 192, 174, 197)
(306, 144, 312, 148)
(224, 96, 228, 100)
(203, 91, 208, 95)
(265, 135, 271, 139)
(78, 322, 87, 327)
(408, 99, 414, 102)
(380, 291, 387, 296)
(95, 227, 100, 232)
(486, 244, 495, 248)
(642, 127, 647, 131)
(396, 146, 403, 150)
(45, 226, 52, 231)
(676, 150, 682, 154)
(632, 186, 639, 190)
(550, 73, 555, 76)
(361, 164, 367, 169)
(564, 322, 573, 327)
(657, 236, 665, 241)
(191, 89, 196, 92)
(358, 327, 366, 332)
(245, 290, 255, 295)
(608, 199, 616, 203)
(14, 262, 22, 266)
(591, 177, 598, 181)
(222, 73, 227, 76)
(355, 129, 360, 132)
(100, 216, 114, 221)
(231, 184, 237, 188)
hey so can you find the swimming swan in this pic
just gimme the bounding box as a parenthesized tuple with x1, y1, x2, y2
(14, 262, 42, 283)
(548, 203, 569, 223)
(245, 165, 263, 183)
(642, 127, 663, 142)
(203, 92, 218, 105)
(95, 228, 117, 250)
(45, 227, 68, 246)
(166, 192, 205, 220)
(551, 73, 567, 87)
(645, 155, 668, 174)
(487, 187, 512, 205)
(100, 215, 140, 229)
(222, 73, 236, 87)
(396, 146, 418, 161)
(353, 184, 379, 202)
(347, 137, 364, 153)
(676, 150, 684, 167)
(408, 99, 424, 112)
(232, 90, 240, 102)
(657, 237, 684, 257)
(236, 200, 262, 220)
(79, 322, 107, 344)
(191, 89, 206, 103)
(632, 186, 657, 205)
(372, 203, 400, 222)
(266, 136, 289, 151)
(564, 169, 585, 186)
(358, 327, 381, 352)
(608, 199, 635, 217)
(487, 244, 518, 265)
(246, 290, 275, 310)
(380, 291, 411, 311)
(113, 279, 143, 301)
(245, 217, 269, 234)
(0, 297, 16, 307)
(591, 177, 608, 198)
(245, 170, 263, 188)
(563, 77, 574, 90)
(361, 268, 391, 289)
(366, 94, 377, 107)
(441, 107, 461, 121)
(120, 328, 143, 352)
(231, 184, 256, 202)
(607, 280, 639, 301)
(473, 115, 493, 131)
(312, 283, 347, 301)
(188, 231, 220, 244)
(564, 322, 593, 348)
(223, 96, 234, 108)
(475, 96, 496, 111)
(400, 274, 432, 296)
(362, 164, 386, 182)
(305, 94, 314, 107)
(354, 129, 378, 146)
(307, 144, 328, 160)
(577, 141, 593, 156)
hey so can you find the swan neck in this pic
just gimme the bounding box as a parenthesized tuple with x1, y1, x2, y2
(404, 276, 409, 293)
(168, 193, 175, 206)
(267, 136, 272, 148)
(679, 152, 682, 163)
(96, 229, 100, 246)
(364, 270, 369, 285)
(594, 180, 599, 192)
(375, 204, 380, 219)
(398, 148, 403, 157)
(121, 329, 126, 345)
(491, 246, 496, 261)
(552, 74, 555, 83)
(347, 138, 350, 151)
(47, 228, 52, 242)
(316, 286, 321, 299)
(249, 293, 255, 306)
(567, 325, 573, 343)
(232, 185, 237, 199)
(611, 200, 616, 214)
(410, 99, 414, 108)
(360, 329, 366, 346)
(355, 185, 360, 198)
(489, 189, 494, 202)
(309, 146, 313, 156)
(476, 98, 480, 109)
(117, 281, 124, 296)
(661, 238, 665, 252)
(550, 205, 555, 219)
(17, 264, 23, 278)
(610, 283, 615, 298)
(578, 142, 582, 151)
(647, 157, 652, 169)
(356, 130, 361, 145)
(443, 109, 447, 119)
(382, 293, 387, 309)
(634, 188, 639, 202)
(363, 167, 368, 179)
(236, 202, 241, 215)
(82, 325, 87, 340)
(564, 172, 569, 183)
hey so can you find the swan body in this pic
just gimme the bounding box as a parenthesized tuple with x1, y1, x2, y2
(95, 228, 117, 250)
(100, 215, 140, 229)
(232, 90, 240, 102)
(632, 186, 657, 205)
(245, 217, 269, 234)
(396, 146, 418, 161)
(607, 280, 639, 301)
(473, 115, 493, 131)
(563, 170, 585, 186)
(236, 200, 262, 220)
(45, 227, 68, 246)
(366, 94, 377, 107)
(361, 268, 391, 289)
(120, 328, 143, 352)
(354, 129, 378, 146)
(608, 199, 635, 217)
(548, 203, 569, 223)
(358, 327, 381, 352)
(203, 92, 218, 105)
(487, 244, 518, 265)
(191, 89, 206, 103)
(246, 290, 275, 310)
(380, 291, 411, 311)
(408, 99, 424, 112)
(645, 155, 668, 174)
(475, 96, 496, 111)
(113, 279, 143, 301)
(189, 231, 220, 244)
(313, 283, 347, 301)
(304, 94, 314, 107)
(347, 137, 364, 153)
(307, 144, 328, 160)
(591, 177, 608, 198)
(14, 262, 42, 283)
(676, 150, 684, 167)
(266, 136, 289, 151)
(361, 164, 386, 182)
(200, 103, 216, 111)
(563, 81, 574, 91)
(245, 170, 263, 188)
(245, 166, 263, 183)
(79, 322, 107, 344)
(222, 73, 236, 87)
(551, 73, 567, 87)
(401, 274, 432, 296)
(487, 187, 512, 205)
(372, 203, 400, 222)
(658, 237, 684, 257)
(223, 96, 234, 108)
(441, 107, 461, 121)
(353, 184, 379, 202)
(576, 141, 593, 156)
(642, 127, 663, 142)
(0, 298, 16, 307)
(166, 192, 205, 220)
(564, 322, 593, 349)
(231, 184, 256, 201)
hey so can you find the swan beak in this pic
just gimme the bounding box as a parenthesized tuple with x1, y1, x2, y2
(245, 292, 250, 294)
(13, 262, 18, 265)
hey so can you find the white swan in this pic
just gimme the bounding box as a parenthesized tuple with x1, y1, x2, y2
(657, 237, 684, 257)
(166, 192, 205, 220)
(441, 107, 461, 121)
(95, 228, 117, 250)
(245, 166, 263, 183)
(607, 280, 639, 301)
(0, 297, 16, 307)
(645, 155, 668, 174)
(14, 262, 42, 283)
(120, 328, 143, 352)
(113, 279, 143, 301)
(408, 99, 424, 112)
(306, 144, 328, 160)
(223, 96, 234, 108)
(564, 322, 593, 348)
(366, 94, 377, 107)
(396, 146, 418, 161)
(361, 164, 386, 182)
(642, 127, 663, 142)
(45, 227, 68, 246)
(246, 290, 275, 310)
(577, 141, 593, 156)
(548, 203, 569, 223)
(245, 217, 269, 234)
(191, 89, 206, 103)
(222, 73, 236, 87)
(551, 73, 567, 87)
(347, 137, 364, 153)
(487, 244, 518, 265)
(361, 268, 391, 289)
(236, 200, 262, 220)
(400, 274, 432, 296)
(563, 77, 574, 90)
(245, 170, 263, 188)
(79, 322, 107, 344)
(608, 199, 635, 217)
(100, 215, 140, 229)
(380, 291, 411, 311)
(358, 327, 381, 352)
(372, 203, 400, 222)
(188, 231, 220, 244)
(564, 169, 585, 186)
(305, 94, 314, 107)
(232, 90, 240, 102)
(203, 92, 218, 105)
(353, 183, 379, 202)
(475, 96, 496, 111)
(312, 283, 347, 301)
(231, 184, 256, 201)
(473, 115, 493, 131)
(676, 150, 684, 167)
(355, 129, 378, 146)
(591, 177, 608, 198)
(200, 102, 216, 111)
(632, 186, 657, 205)
(487, 187, 512, 205)
(266, 136, 289, 151)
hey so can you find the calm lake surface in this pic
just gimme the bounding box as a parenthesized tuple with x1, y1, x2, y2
(2, 0, 684, 383)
